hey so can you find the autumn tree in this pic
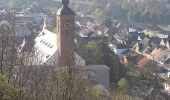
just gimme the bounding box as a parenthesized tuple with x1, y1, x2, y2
(0, 74, 19, 100)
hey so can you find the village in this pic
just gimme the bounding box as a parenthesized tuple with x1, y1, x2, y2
(0, 0, 170, 99)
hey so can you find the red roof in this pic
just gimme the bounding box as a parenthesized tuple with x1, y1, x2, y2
(137, 57, 149, 69)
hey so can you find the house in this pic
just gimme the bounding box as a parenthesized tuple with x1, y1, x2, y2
(164, 79, 170, 93)
(137, 57, 149, 69)
(125, 32, 145, 46)
(109, 43, 128, 56)
(0, 8, 15, 30)
(158, 54, 170, 69)
(79, 20, 104, 38)
(160, 38, 170, 49)
(148, 37, 161, 47)
(120, 49, 145, 67)
(150, 47, 168, 61)
(128, 24, 144, 33)
(15, 9, 45, 24)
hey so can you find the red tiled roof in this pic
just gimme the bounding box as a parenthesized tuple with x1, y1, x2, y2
(137, 57, 149, 69)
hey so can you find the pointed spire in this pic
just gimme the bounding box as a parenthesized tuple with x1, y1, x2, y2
(43, 16, 47, 29)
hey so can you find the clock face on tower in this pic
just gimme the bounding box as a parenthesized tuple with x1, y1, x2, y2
(64, 21, 71, 32)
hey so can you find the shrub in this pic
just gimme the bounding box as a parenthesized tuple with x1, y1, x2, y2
(118, 77, 129, 90)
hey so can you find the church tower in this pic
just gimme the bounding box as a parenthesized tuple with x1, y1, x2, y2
(56, 0, 75, 66)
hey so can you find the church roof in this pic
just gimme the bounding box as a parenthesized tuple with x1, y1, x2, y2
(35, 29, 57, 55)
(22, 29, 85, 66)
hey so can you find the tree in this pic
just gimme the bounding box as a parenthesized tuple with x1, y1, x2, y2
(97, 39, 126, 83)
(0, 74, 19, 100)
(92, 8, 103, 19)
(78, 39, 126, 83)
(85, 41, 101, 64)
(48, 66, 102, 100)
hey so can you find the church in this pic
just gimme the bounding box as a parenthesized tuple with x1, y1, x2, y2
(19, 0, 85, 66)
(19, 0, 109, 90)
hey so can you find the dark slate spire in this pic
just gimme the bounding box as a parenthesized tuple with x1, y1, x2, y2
(57, 0, 75, 15)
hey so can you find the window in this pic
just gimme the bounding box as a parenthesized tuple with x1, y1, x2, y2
(45, 42, 48, 45)
(47, 44, 51, 47)
(46, 55, 50, 58)
(42, 32, 45, 35)
(50, 46, 53, 48)
(43, 41, 46, 44)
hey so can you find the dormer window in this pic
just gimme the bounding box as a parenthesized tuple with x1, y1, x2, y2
(50, 46, 53, 48)
(46, 55, 50, 58)
(39, 32, 45, 37)
(42, 32, 45, 35)
(45, 42, 48, 45)
(47, 44, 51, 47)
(43, 41, 46, 44)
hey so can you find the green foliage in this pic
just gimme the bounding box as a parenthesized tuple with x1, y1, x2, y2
(78, 39, 126, 83)
(85, 41, 101, 64)
(127, 71, 141, 78)
(46, 23, 55, 31)
(0, 74, 18, 100)
(118, 78, 129, 90)
(92, 8, 103, 18)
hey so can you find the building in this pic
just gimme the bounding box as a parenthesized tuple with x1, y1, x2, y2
(56, 0, 76, 66)
(85, 65, 110, 90)
(18, 0, 110, 90)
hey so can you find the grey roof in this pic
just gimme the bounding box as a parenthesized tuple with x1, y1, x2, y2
(149, 37, 161, 45)
(115, 44, 128, 49)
